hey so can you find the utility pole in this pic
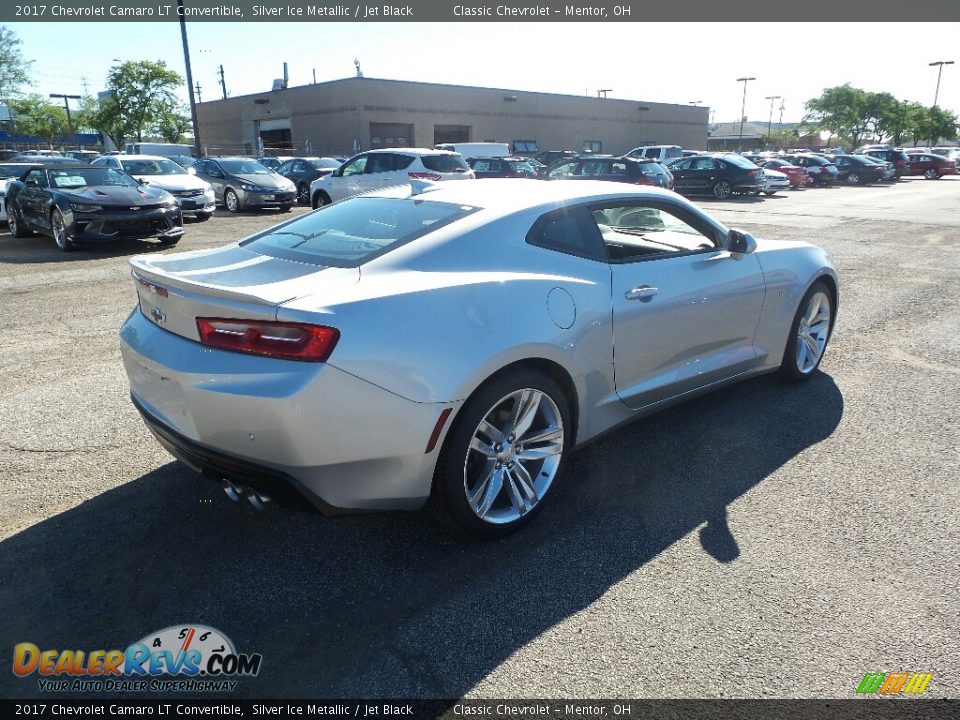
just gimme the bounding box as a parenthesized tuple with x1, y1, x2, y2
(764, 95, 781, 148)
(929, 60, 954, 107)
(49, 93, 81, 136)
(195, 82, 202, 103)
(218, 64, 227, 100)
(736, 77, 756, 149)
(81, 77, 89, 95)
(177, 0, 202, 158)
(778, 99, 786, 126)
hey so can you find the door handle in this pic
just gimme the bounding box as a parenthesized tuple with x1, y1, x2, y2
(625, 285, 659, 301)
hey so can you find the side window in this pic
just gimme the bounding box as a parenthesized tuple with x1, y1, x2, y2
(25, 169, 47, 187)
(526, 207, 605, 261)
(341, 156, 368, 176)
(392, 154, 415, 171)
(278, 160, 294, 173)
(473, 160, 491, 173)
(693, 158, 716, 170)
(547, 161, 578, 179)
(365, 154, 393, 174)
(579, 160, 606, 176)
(670, 158, 692, 171)
(610, 162, 627, 176)
(589, 203, 718, 262)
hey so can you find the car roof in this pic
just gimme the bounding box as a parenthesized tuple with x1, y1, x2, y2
(362, 148, 459, 156)
(111, 154, 181, 162)
(367, 178, 689, 216)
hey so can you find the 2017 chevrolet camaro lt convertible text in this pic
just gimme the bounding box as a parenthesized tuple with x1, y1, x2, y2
(120, 180, 838, 537)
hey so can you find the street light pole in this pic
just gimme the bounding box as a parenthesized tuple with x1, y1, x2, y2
(929, 60, 954, 107)
(765, 95, 781, 149)
(178, 0, 203, 158)
(736, 77, 756, 150)
(49, 93, 81, 136)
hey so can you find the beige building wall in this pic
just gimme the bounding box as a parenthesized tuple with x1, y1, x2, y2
(196, 77, 708, 157)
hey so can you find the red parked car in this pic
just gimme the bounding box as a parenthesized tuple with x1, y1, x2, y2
(903, 152, 957, 179)
(754, 158, 810, 188)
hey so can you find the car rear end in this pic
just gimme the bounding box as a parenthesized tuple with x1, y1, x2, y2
(119, 197, 476, 513)
(630, 159, 673, 189)
(409, 152, 475, 182)
(721, 155, 765, 194)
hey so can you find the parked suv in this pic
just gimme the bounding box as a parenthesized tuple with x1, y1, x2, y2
(544, 155, 673, 189)
(310, 149, 474, 208)
(626, 145, 684, 165)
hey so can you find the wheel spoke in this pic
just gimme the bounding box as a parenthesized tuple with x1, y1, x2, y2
(517, 438, 564, 461)
(469, 436, 497, 458)
(509, 390, 541, 438)
(476, 418, 504, 444)
(796, 337, 810, 368)
(470, 464, 503, 518)
(808, 319, 830, 337)
(804, 296, 821, 324)
(518, 426, 563, 446)
(803, 334, 821, 362)
(511, 462, 539, 504)
(503, 471, 528, 516)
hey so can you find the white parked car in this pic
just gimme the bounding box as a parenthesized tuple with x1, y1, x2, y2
(309, 149, 474, 208)
(92, 154, 216, 220)
(761, 168, 791, 195)
(0, 163, 37, 223)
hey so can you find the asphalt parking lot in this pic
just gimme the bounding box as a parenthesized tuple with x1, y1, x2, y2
(1, 178, 958, 699)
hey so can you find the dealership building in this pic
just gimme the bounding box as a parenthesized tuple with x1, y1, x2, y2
(195, 77, 709, 157)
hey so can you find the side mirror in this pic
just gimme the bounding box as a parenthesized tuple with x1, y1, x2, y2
(138, 178, 149, 185)
(728, 229, 757, 255)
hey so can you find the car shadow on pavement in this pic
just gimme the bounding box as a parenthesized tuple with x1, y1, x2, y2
(0, 372, 842, 699)
(0, 235, 178, 264)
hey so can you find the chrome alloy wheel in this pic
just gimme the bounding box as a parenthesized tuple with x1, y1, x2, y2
(795, 290, 831, 374)
(51, 209, 71, 251)
(463, 388, 564, 524)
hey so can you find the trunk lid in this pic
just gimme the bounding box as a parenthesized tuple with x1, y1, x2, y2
(129, 244, 359, 342)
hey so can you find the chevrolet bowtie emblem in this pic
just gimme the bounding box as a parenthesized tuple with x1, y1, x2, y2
(150, 306, 166, 324)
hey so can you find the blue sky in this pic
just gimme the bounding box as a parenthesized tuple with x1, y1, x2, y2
(8, 22, 959, 126)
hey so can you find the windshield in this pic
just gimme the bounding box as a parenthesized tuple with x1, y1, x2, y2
(0, 165, 31, 179)
(48, 167, 139, 189)
(121, 158, 186, 175)
(219, 159, 271, 175)
(310, 159, 341, 170)
(242, 197, 480, 267)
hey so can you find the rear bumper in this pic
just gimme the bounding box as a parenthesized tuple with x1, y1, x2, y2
(120, 307, 456, 512)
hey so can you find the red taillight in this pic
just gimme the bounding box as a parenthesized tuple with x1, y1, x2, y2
(747, 169, 760, 178)
(196, 318, 339, 362)
(408, 172, 442, 181)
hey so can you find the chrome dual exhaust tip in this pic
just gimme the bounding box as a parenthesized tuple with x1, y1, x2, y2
(221, 479, 272, 510)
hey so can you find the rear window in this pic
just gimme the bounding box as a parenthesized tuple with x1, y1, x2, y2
(420, 154, 470, 173)
(637, 162, 666, 177)
(241, 197, 479, 267)
(722, 155, 758, 169)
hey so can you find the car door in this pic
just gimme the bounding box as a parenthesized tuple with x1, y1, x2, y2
(666, 158, 692, 192)
(330, 154, 368, 200)
(277, 159, 297, 184)
(364, 152, 399, 190)
(202, 160, 228, 202)
(17, 168, 51, 230)
(685, 157, 718, 193)
(588, 200, 766, 409)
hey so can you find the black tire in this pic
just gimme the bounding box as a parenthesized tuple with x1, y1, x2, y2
(429, 369, 572, 539)
(847, 172, 861, 185)
(224, 189, 241, 213)
(311, 190, 331, 210)
(779, 280, 834, 383)
(194, 211, 213, 221)
(296, 183, 310, 205)
(711, 179, 733, 200)
(924, 168, 940, 180)
(7, 203, 32, 238)
(50, 208, 75, 252)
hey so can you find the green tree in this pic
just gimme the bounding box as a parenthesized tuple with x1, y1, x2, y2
(762, 127, 799, 150)
(9, 95, 68, 148)
(0, 26, 32, 99)
(804, 84, 871, 149)
(864, 92, 900, 143)
(153, 99, 191, 143)
(908, 105, 959, 146)
(90, 60, 184, 146)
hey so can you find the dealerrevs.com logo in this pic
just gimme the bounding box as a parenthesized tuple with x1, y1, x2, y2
(13, 625, 262, 693)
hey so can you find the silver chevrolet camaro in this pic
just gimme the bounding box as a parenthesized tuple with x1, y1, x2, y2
(120, 179, 838, 537)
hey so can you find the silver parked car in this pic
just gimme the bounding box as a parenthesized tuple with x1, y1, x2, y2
(120, 180, 838, 537)
(92, 155, 216, 220)
(190, 157, 297, 213)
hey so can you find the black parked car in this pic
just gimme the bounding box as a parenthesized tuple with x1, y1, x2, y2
(545, 155, 673, 188)
(277, 157, 343, 204)
(829, 154, 887, 185)
(665, 153, 763, 199)
(535, 150, 580, 168)
(5, 164, 183, 252)
(779, 153, 840, 186)
(468, 156, 538, 179)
